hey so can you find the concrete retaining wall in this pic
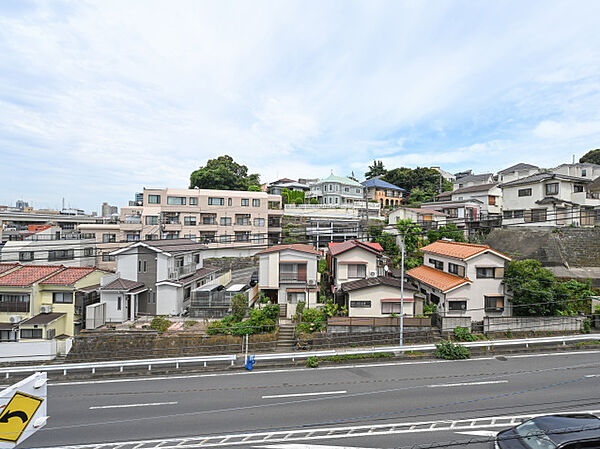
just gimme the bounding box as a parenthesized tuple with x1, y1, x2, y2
(484, 316, 584, 333)
(0, 340, 57, 362)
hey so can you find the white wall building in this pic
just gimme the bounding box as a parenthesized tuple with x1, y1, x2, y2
(327, 240, 386, 291)
(497, 163, 540, 184)
(306, 173, 365, 206)
(407, 240, 512, 322)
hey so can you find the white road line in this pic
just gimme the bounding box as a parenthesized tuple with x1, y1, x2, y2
(262, 390, 347, 399)
(427, 380, 508, 388)
(89, 401, 177, 410)
(255, 444, 373, 448)
(42, 349, 600, 387)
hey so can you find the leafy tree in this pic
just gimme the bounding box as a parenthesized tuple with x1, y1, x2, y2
(579, 149, 600, 165)
(310, 198, 319, 204)
(396, 219, 422, 253)
(231, 293, 247, 321)
(426, 223, 466, 243)
(189, 155, 260, 190)
(281, 188, 305, 205)
(365, 160, 387, 179)
(384, 167, 452, 204)
(248, 185, 261, 191)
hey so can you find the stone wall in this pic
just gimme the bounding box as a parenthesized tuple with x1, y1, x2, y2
(483, 316, 584, 333)
(299, 328, 438, 350)
(204, 256, 258, 272)
(67, 331, 277, 362)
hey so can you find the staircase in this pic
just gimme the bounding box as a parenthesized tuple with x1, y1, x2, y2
(277, 323, 296, 351)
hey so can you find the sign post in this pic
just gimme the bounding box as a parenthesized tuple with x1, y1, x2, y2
(0, 372, 48, 448)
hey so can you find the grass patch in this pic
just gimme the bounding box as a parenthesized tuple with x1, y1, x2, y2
(404, 351, 426, 356)
(574, 340, 600, 347)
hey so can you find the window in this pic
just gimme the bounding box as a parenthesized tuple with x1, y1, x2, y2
(429, 258, 443, 271)
(286, 292, 305, 304)
(382, 302, 402, 314)
(350, 300, 371, 308)
(167, 196, 186, 205)
(219, 235, 232, 243)
(254, 218, 265, 227)
(574, 184, 584, 193)
(148, 194, 161, 204)
(208, 197, 225, 206)
(582, 169, 587, 177)
(189, 197, 198, 205)
(145, 216, 158, 225)
(347, 264, 366, 278)
(145, 234, 159, 240)
(102, 233, 116, 243)
(513, 210, 524, 218)
(344, 187, 349, 192)
(252, 199, 260, 207)
(53, 292, 72, 303)
(252, 234, 265, 243)
(0, 330, 17, 342)
(0, 293, 30, 312)
(220, 217, 232, 226)
(525, 208, 547, 223)
(228, 198, 232, 206)
(485, 295, 504, 312)
(356, 188, 360, 194)
(488, 196, 496, 205)
(184, 216, 197, 226)
(518, 188, 532, 197)
(48, 249, 74, 261)
(20, 328, 43, 339)
(117, 296, 121, 310)
(126, 233, 140, 242)
(503, 210, 513, 219)
(102, 253, 115, 262)
(476, 267, 495, 278)
(19, 251, 34, 262)
(448, 301, 467, 311)
(241, 198, 249, 207)
(138, 260, 147, 273)
(84, 247, 94, 257)
(545, 183, 559, 195)
(448, 263, 460, 275)
(236, 214, 250, 225)
(235, 232, 250, 242)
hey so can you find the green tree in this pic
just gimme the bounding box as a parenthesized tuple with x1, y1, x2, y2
(384, 167, 452, 204)
(247, 185, 261, 191)
(426, 223, 466, 243)
(579, 149, 600, 165)
(365, 160, 387, 179)
(189, 155, 260, 190)
(310, 198, 319, 204)
(231, 293, 247, 322)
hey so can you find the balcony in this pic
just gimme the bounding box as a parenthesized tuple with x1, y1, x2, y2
(279, 273, 306, 283)
(168, 263, 196, 280)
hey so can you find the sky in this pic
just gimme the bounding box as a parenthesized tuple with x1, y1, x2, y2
(1, 0, 600, 213)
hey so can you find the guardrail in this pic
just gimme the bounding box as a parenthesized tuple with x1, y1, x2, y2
(2, 334, 599, 378)
(0, 354, 237, 378)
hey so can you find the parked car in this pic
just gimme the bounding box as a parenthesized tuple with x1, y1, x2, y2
(249, 270, 258, 286)
(495, 414, 600, 449)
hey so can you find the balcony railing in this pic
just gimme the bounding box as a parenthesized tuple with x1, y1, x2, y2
(279, 273, 306, 282)
(169, 263, 196, 280)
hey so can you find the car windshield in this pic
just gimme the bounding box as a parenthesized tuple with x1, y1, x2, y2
(515, 420, 557, 449)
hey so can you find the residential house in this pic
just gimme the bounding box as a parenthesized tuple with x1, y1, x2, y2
(497, 163, 540, 183)
(431, 166, 456, 182)
(256, 244, 321, 318)
(266, 179, 310, 196)
(453, 173, 495, 190)
(361, 178, 405, 208)
(388, 207, 448, 229)
(500, 172, 600, 226)
(445, 184, 502, 217)
(1, 226, 97, 267)
(406, 240, 512, 322)
(0, 264, 107, 341)
(339, 276, 421, 318)
(306, 173, 365, 206)
(99, 239, 220, 322)
(551, 163, 600, 180)
(327, 240, 386, 291)
(419, 199, 482, 228)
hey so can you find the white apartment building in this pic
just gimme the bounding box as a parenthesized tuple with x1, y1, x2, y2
(407, 240, 512, 322)
(500, 172, 600, 226)
(306, 173, 365, 205)
(257, 244, 321, 318)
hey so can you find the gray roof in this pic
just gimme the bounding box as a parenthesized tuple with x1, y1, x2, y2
(449, 183, 499, 195)
(455, 173, 493, 184)
(499, 172, 591, 188)
(340, 276, 406, 292)
(102, 278, 145, 291)
(497, 163, 539, 174)
(21, 312, 66, 326)
(142, 239, 207, 254)
(158, 266, 220, 286)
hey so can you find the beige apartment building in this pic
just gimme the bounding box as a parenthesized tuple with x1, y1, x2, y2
(78, 188, 283, 271)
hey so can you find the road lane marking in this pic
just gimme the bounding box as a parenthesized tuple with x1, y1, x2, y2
(427, 380, 508, 388)
(262, 390, 347, 399)
(255, 444, 373, 448)
(456, 430, 498, 437)
(89, 401, 177, 410)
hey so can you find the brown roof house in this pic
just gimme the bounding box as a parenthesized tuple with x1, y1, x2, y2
(406, 240, 511, 323)
(256, 244, 321, 318)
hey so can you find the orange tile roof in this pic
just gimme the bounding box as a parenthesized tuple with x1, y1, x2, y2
(40, 267, 97, 285)
(420, 240, 492, 260)
(406, 265, 471, 292)
(0, 265, 64, 287)
(0, 263, 20, 275)
(256, 244, 320, 255)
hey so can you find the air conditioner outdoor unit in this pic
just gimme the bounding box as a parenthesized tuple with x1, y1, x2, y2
(369, 271, 376, 277)
(40, 305, 53, 314)
(307, 279, 316, 287)
(9, 315, 21, 324)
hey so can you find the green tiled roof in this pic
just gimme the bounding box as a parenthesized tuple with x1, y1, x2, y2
(321, 173, 363, 187)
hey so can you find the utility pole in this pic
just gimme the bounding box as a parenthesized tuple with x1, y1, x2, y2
(399, 232, 405, 347)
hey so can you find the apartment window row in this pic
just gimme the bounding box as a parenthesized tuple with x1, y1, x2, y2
(503, 210, 525, 219)
(102, 233, 116, 243)
(48, 249, 74, 261)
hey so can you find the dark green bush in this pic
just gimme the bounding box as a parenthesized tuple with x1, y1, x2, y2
(453, 326, 478, 342)
(434, 339, 471, 359)
(149, 316, 172, 332)
(306, 356, 319, 368)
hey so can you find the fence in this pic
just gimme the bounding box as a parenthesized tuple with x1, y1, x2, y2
(86, 302, 106, 329)
(327, 317, 431, 334)
(0, 340, 57, 362)
(484, 316, 585, 333)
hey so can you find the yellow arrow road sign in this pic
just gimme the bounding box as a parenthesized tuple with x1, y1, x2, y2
(0, 392, 44, 443)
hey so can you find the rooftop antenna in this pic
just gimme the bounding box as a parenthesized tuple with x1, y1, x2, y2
(573, 154, 575, 164)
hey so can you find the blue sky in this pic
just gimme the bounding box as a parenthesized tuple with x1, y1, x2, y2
(1, 0, 600, 213)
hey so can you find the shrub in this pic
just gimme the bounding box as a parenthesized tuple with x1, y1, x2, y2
(453, 327, 478, 342)
(423, 303, 437, 315)
(582, 318, 592, 334)
(310, 198, 318, 204)
(297, 308, 326, 333)
(295, 301, 305, 320)
(306, 356, 319, 368)
(149, 316, 172, 332)
(185, 320, 196, 328)
(231, 293, 247, 322)
(294, 197, 304, 205)
(434, 339, 471, 360)
(504, 329, 513, 339)
(594, 305, 600, 314)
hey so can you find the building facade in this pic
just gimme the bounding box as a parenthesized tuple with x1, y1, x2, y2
(306, 173, 365, 206)
(361, 178, 405, 208)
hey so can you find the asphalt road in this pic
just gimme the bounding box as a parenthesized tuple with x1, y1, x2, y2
(21, 349, 600, 449)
